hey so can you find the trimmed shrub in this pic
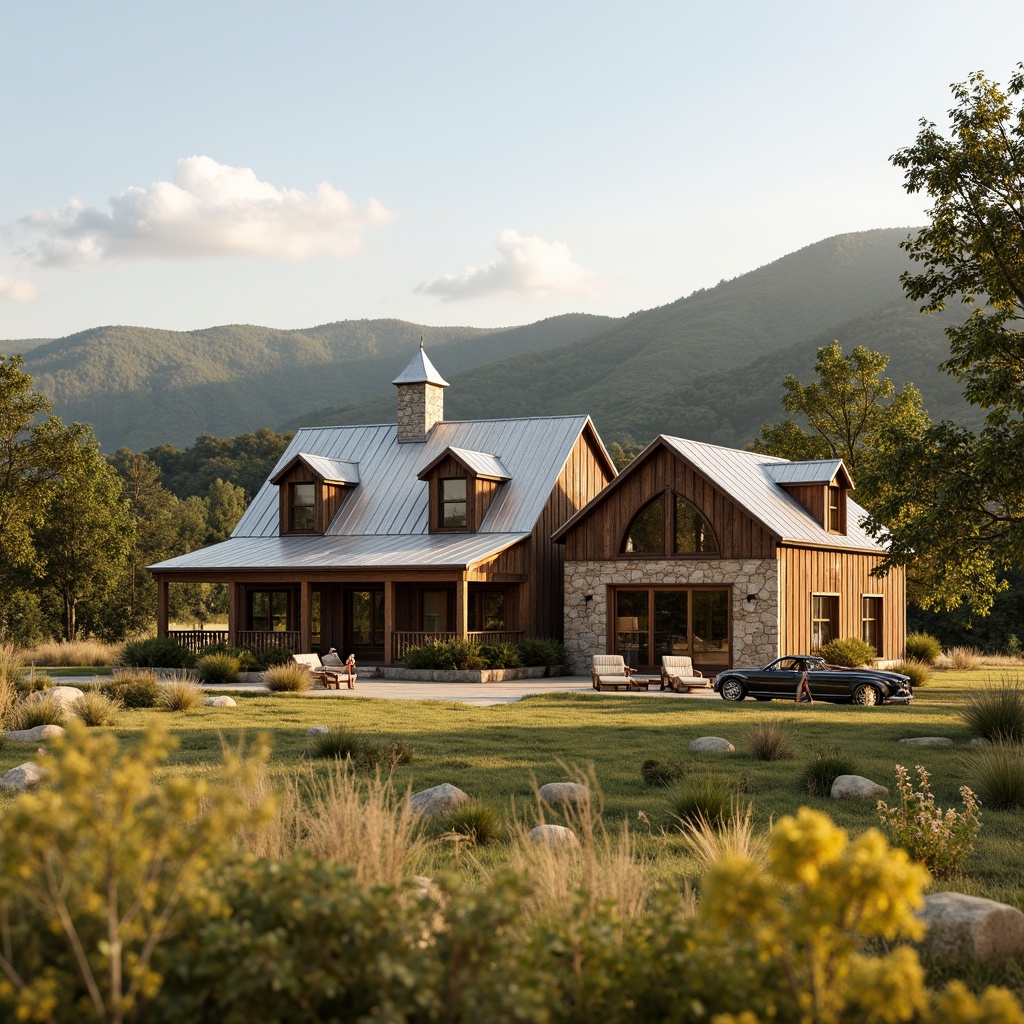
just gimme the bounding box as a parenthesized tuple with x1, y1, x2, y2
(820, 636, 875, 667)
(945, 645, 982, 671)
(102, 671, 161, 709)
(517, 637, 567, 668)
(801, 744, 856, 797)
(70, 690, 120, 727)
(198, 643, 258, 672)
(255, 646, 295, 670)
(889, 660, 931, 688)
(480, 642, 521, 669)
(6, 691, 67, 731)
(262, 664, 312, 692)
(309, 727, 363, 761)
(968, 740, 1024, 810)
(745, 717, 795, 761)
(121, 637, 196, 670)
(959, 675, 1024, 742)
(671, 771, 731, 829)
(441, 801, 500, 845)
(196, 652, 242, 685)
(641, 758, 685, 787)
(904, 632, 942, 664)
(403, 638, 483, 670)
(158, 677, 205, 713)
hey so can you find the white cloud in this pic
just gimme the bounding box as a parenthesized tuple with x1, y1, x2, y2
(19, 156, 396, 266)
(418, 229, 606, 301)
(0, 274, 38, 302)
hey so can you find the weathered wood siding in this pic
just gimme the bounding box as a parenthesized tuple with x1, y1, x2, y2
(562, 445, 776, 562)
(777, 545, 905, 658)
(274, 463, 348, 534)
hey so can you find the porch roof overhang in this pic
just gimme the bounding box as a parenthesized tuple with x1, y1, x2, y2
(147, 532, 529, 574)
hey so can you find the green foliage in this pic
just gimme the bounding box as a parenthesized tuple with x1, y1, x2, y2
(120, 636, 196, 669)
(968, 740, 1024, 811)
(101, 671, 161, 709)
(820, 635, 877, 666)
(516, 637, 567, 668)
(6, 691, 67, 730)
(606, 432, 645, 470)
(890, 660, 932, 688)
(157, 677, 204, 712)
(905, 631, 943, 663)
(878, 764, 981, 877)
(69, 689, 120, 727)
(361, 737, 414, 770)
(261, 664, 312, 692)
(308, 727, 363, 761)
(195, 652, 242, 685)
(441, 801, 501, 845)
(640, 758, 685, 787)
(197, 642, 257, 671)
(959, 676, 1024, 742)
(671, 771, 731, 828)
(306, 728, 413, 769)
(744, 716, 796, 761)
(254, 646, 294, 670)
(403, 637, 484, 670)
(801, 744, 856, 797)
(480, 641, 521, 669)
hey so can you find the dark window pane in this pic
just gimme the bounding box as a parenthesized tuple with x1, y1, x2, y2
(692, 591, 728, 652)
(622, 496, 664, 554)
(442, 502, 467, 528)
(615, 590, 649, 668)
(442, 479, 467, 501)
(441, 478, 468, 528)
(654, 590, 688, 659)
(674, 498, 718, 554)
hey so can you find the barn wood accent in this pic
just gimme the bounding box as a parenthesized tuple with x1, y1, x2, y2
(274, 461, 350, 535)
(420, 454, 503, 533)
(780, 482, 848, 534)
(561, 445, 776, 562)
(777, 545, 905, 658)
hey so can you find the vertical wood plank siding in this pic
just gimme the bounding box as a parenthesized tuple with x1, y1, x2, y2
(777, 546, 905, 658)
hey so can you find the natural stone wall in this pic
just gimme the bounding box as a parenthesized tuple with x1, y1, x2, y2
(563, 558, 779, 674)
(397, 383, 445, 442)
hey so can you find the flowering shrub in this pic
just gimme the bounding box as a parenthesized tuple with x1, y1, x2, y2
(877, 764, 981, 877)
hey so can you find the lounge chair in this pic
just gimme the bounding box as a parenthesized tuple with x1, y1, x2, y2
(321, 649, 356, 689)
(591, 654, 635, 691)
(292, 653, 342, 690)
(660, 655, 709, 692)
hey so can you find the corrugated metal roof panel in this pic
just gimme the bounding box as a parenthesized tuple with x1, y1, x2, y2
(765, 460, 846, 486)
(295, 454, 361, 484)
(436, 446, 510, 481)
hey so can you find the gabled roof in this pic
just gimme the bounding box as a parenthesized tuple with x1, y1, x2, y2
(269, 453, 361, 486)
(554, 435, 884, 553)
(766, 459, 853, 489)
(391, 345, 450, 387)
(417, 446, 511, 482)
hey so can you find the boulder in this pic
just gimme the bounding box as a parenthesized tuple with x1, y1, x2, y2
(918, 892, 1024, 963)
(30, 685, 84, 707)
(967, 737, 989, 747)
(4, 724, 65, 743)
(899, 736, 954, 746)
(307, 726, 329, 736)
(408, 783, 469, 818)
(203, 696, 237, 707)
(690, 736, 735, 753)
(831, 774, 889, 800)
(0, 762, 45, 793)
(539, 782, 589, 806)
(529, 824, 580, 847)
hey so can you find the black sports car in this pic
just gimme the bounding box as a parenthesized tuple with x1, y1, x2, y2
(713, 655, 913, 706)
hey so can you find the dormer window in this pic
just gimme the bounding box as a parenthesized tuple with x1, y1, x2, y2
(271, 453, 360, 536)
(291, 483, 316, 532)
(441, 478, 468, 529)
(828, 486, 841, 533)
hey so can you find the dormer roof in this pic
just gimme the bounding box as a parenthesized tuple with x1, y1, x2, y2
(392, 345, 450, 387)
(270, 453, 361, 486)
(417, 446, 511, 482)
(765, 459, 854, 490)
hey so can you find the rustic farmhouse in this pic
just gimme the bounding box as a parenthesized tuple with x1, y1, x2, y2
(554, 435, 905, 675)
(149, 346, 616, 662)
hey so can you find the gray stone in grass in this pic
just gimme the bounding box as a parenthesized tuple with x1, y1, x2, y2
(529, 824, 580, 847)
(0, 762, 45, 792)
(539, 782, 589, 806)
(28, 685, 84, 707)
(899, 736, 954, 746)
(831, 775, 888, 800)
(689, 736, 735, 753)
(307, 725, 329, 736)
(4, 724, 65, 743)
(917, 892, 1024, 963)
(408, 783, 469, 818)
(203, 695, 237, 707)
(968, 737, 989, 747)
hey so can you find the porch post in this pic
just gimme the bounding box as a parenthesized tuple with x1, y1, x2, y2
(299, 580, 313, 653)
(156, 577, 169, 638)
(455, 575, 468, 640)
(383, 579, 395, 664)
(227, 583, 239, 646)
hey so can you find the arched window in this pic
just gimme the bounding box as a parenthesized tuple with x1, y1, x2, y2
(674, 496, 718, 554)
(621, 496, 664, 553)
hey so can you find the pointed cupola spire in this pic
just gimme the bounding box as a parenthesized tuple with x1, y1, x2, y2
(392, 338, 450, 442)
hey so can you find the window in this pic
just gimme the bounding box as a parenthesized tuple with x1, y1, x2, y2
(291, 482, 316, 532)
(674, 497, 718, 554)
(248, 590, 290, 631)
(862, 596, 882, 657)
(469, 590, 505, 631)
(622, 496, 663, 553)
(828, 486, 842, 533)
(350, 590, 385, 646)
(441, 478, 468, 529)
(621, 493, 718, 556)
(422, 590, 448, 632)
(811, 595, 839, 651)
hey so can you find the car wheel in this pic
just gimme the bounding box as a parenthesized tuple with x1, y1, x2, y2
(851, 684, 880, 706)
(720, 677, 746, 701)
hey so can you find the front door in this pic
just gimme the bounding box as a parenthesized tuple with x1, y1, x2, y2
(345, 588, 385, 661)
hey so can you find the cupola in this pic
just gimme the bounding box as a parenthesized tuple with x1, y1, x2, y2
(393, 343, 449, 443)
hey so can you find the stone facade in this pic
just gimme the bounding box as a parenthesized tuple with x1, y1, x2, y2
(397, 382, 445, 442)
(563, 557, 779, 674)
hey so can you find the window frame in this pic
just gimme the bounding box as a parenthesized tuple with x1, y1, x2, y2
(861, 594, 883, 658)
(439, 476, 469, 531)
(620, 490, 719, 557)
(289, 481, 316, 533)
(811, 593, 839, 652)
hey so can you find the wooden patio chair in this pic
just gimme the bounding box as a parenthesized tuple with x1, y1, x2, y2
(660, 655, 709, 692)
(321, 649, 356, 689)
(591, 654, 634, 691)
(292, 653, 342, 690)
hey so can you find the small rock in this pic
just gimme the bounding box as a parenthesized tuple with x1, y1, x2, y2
(539, 782, 589, 806)
(967, 737, 989, 747)
(203, 696, 237, 707)
(529, 824, 580, 847)
(831, 774, 889, 800)
(4, 724, 66, 743)
(307, 726, 329, 736)
(29, 685, 85, 707)
(918, 892, 1024, 963)
(899, 737, 954, 746)
(0, 762, 45, 792)
(690, 736, 735, 753)
(408, 783, 469, 817)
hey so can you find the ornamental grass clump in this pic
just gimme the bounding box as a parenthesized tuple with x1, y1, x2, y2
(745, 716, 796, 761)
(676, 799, 768, 873)
(945, 645, 982, 671)
(967, 740, 1024, 810)
(441, 800, 501, 845)
(361, 738, 413, 771)
(20, 639, 120, 667)
(101, 671, 161, 709)
(261, 664, 312, 692)
(889, 659, 932, 688)
(158, 677, 205, 713)
(877, 764, 981, 877)
(801, 744, 856, 797)
(904, 632, 942, 664)
(6, 691, 67, 731)
(671, 770, 731, 829)
(196, 652, 242, 685)
(308, 727, 363, 761)
(959, 674, 1024, 742)
(69, 690, 120, 728)
(641, 757, 685, 787)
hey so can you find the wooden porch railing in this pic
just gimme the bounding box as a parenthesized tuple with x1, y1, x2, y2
(167, 629, 301, 655)
(167, 629, 229, 654)
(393, 631, 524, 661)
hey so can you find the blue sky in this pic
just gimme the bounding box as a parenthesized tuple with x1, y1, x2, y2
(2, 0, 1023, 340)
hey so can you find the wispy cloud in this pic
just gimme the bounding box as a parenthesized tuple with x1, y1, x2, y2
(0, 274, 38, 302)
(418, 229, 605, 301)
(18, 156, 396, 266)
